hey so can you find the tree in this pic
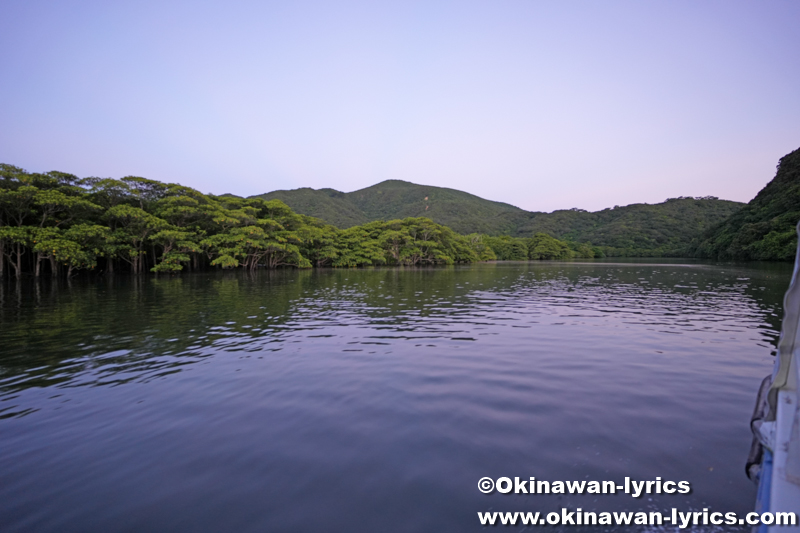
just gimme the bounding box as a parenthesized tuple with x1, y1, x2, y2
(0, 226, 34, 278)
(150, 229, 199, 272)
(483, 235, 528, 260)
(527, 233, 573, 260)
(465, 234, 497, 261)
(33, 224, 110, 277)
(105, 204, 170, 274)
(331, 225, 385, 267)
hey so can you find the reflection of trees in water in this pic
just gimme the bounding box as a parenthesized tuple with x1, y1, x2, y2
(0, 271, 311, 399)
(0, 262, 791, 404)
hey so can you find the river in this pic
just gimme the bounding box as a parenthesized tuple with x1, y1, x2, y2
(0, 260, 791, 531)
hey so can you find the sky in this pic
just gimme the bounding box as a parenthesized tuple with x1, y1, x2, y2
(1, 1, 798, 213)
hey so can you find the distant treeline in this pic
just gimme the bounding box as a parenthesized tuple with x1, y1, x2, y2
(481, 235, 599, 260)
(5, 145, 798, 278)
(256, 178, 744, 252)
(483, 146, 800, 261)
(0, 164, 597, 278)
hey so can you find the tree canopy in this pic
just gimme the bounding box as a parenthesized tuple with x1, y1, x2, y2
(2, 165, 550, 278)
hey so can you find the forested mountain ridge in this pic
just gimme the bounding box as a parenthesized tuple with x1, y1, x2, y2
(5, 144, 797, 280)
(257, 187, 370, 228)
(509, 197, 743, 256)
(254, 181, 743, 256)
(254, 180, 524, 235)
(691, 147, 800, 261)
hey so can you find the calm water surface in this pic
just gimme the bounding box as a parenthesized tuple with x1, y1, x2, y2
(0, 261, 791, 532)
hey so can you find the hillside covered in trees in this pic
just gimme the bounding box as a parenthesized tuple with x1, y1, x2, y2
(256, 181, 743, 256)
(5, 144, 798, 278)
(691, 147, 800, 261)
(0, 164, 593, 278)
(255, 180, 523, 235)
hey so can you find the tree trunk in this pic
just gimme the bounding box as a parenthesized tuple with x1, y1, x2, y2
(4, 252, 17, 278)
(50, 256, 57, 278)
(34, 252, 42, 277)
(15, 243, 22, 278)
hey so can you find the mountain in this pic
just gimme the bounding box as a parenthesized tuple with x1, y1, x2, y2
(253, 179, 745, 255)
(258, 187, 369, 228)
(692, 147, 800, 261)
(510, 197, 743, 254)
(254, 180, 524, 235)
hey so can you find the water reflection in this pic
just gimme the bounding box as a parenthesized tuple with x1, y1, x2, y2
(0, 261, 792, 532)
(0, 262, 788, 408)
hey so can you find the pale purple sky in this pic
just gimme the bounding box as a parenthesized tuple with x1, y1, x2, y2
(1, 1, 798, 212)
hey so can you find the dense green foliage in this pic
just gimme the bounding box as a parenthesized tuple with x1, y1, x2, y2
(255, 180, 743, 256)
(12, 142, 796, 279)
(0, 165, 511, 278)
(691, 147, 800, 261)
(257, 187, 370, 228)
(511, 198, 743, 257)
(255, 179, 522, 235)
(482, 233, 595, 260)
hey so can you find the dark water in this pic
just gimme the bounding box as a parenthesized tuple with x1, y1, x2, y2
(0, 261, 791, 532)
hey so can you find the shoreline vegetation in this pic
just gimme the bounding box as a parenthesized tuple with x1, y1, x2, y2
(0, 163, 586, 278)
(1, 146, 797, 278)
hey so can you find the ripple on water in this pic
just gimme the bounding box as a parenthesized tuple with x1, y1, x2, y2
(0, 262, 789, 532)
